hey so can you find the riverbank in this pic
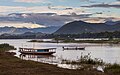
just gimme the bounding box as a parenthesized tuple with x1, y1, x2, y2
(63, 40, 120, 44)
(0, 43, 119, 75)
(28, 39, 120, 44)
(0, 52, 107, 75)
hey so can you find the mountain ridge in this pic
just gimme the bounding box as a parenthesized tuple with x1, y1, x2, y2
(0, 26, 60, 34)
(54, 20, 120, 34)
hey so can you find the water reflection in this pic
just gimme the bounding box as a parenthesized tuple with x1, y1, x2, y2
(20, 54, 58, 64)
(19, 54, 82, 69)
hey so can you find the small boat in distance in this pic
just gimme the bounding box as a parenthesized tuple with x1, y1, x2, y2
(62, 46, 85, 50)
(19, 48, 56, 55)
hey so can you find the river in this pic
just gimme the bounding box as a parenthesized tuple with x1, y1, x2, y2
(0, 39, 120, 69)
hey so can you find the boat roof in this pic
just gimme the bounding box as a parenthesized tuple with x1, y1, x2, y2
(19, 47, 56, 50)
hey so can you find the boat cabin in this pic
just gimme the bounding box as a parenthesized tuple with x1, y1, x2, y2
(19, 48, 56, 55)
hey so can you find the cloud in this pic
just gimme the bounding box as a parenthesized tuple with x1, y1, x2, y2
(0, 6, 86, 15)
(81, 3, 120, 8)
(0, 22, 46, 28)
(5, 13, 92, 26)
(0, 6, 27, 15)
(50, 6, 73, 10)
(111, 2, 120, 5)
(83, 17, 120, 23)
(79, 0, 89, 2)
(0, 5, 119, 25)
(0, 12, 120, 27)
(79, 0, 96, 3)
(14, 0, 50, 3)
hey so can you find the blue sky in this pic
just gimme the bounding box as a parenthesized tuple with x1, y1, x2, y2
(0, 0, 117, 7)
(0, 0, 119, 14)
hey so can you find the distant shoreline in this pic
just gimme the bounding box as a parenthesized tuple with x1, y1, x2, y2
(28, 39, 120, 44)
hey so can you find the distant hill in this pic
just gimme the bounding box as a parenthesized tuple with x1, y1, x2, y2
(54, 20, 120, 34)
(105, 20, 120, 25)
(0, 32, 45, 39)
(0, 26, 60, 34)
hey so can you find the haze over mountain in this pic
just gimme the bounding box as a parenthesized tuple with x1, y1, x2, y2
(54, 20, 120, 34)
(0, 26, 60, 34)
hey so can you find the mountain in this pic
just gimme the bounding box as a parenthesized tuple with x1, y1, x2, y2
(0, 26, 60, 34)
(54, 20, 120, 34)
(0, 32, 45, 39)
(105, 20, 120, 25)
(32, 26, 60, 33)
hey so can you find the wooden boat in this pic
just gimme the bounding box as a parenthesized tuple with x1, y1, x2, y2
(19, 48, 56, 55)
(62, 46, 85, 50)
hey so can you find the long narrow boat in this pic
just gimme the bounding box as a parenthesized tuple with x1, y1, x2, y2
(19, 48, 56, 55)
(62, 46, 85, 50)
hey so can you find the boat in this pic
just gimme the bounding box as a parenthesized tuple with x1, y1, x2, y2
(62, 46, 85, 50)
(19, 48, 56, 55)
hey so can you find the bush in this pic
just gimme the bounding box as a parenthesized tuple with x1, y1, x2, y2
(0, 43, 16, 52)
(61, 53, 104, 65)
(105, 63, 120, 73)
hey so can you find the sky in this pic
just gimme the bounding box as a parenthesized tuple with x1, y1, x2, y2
(0, 0, 120, 28)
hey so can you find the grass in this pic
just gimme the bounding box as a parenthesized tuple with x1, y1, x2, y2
(0, 43, 120, 75)
(105, 63, 120, 74)
(62, 53, 104, 65)
(0, 52, 106, 75)
(61, 53, 120, 75)
(61, 53, 104, 71)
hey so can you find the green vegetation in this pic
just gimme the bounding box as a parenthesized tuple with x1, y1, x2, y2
(52, 31, 120, 38)
(0, 43, 16, 52)
(28, 38, 120, 44)
(62, 53, 104, 65)
(1, 31, 120, 39)
(61, 53, 120, 74)
(63, 39, 120, 44)
(28, 39, 43, 42)
(61, 53, 104, 71)
(105, 63, 120, 74)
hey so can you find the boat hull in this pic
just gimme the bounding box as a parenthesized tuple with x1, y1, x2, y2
(20, 51, 55, 55)
(63, 47, 85, 50)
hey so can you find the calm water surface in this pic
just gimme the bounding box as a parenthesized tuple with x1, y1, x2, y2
(0, 39, 120, 69)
